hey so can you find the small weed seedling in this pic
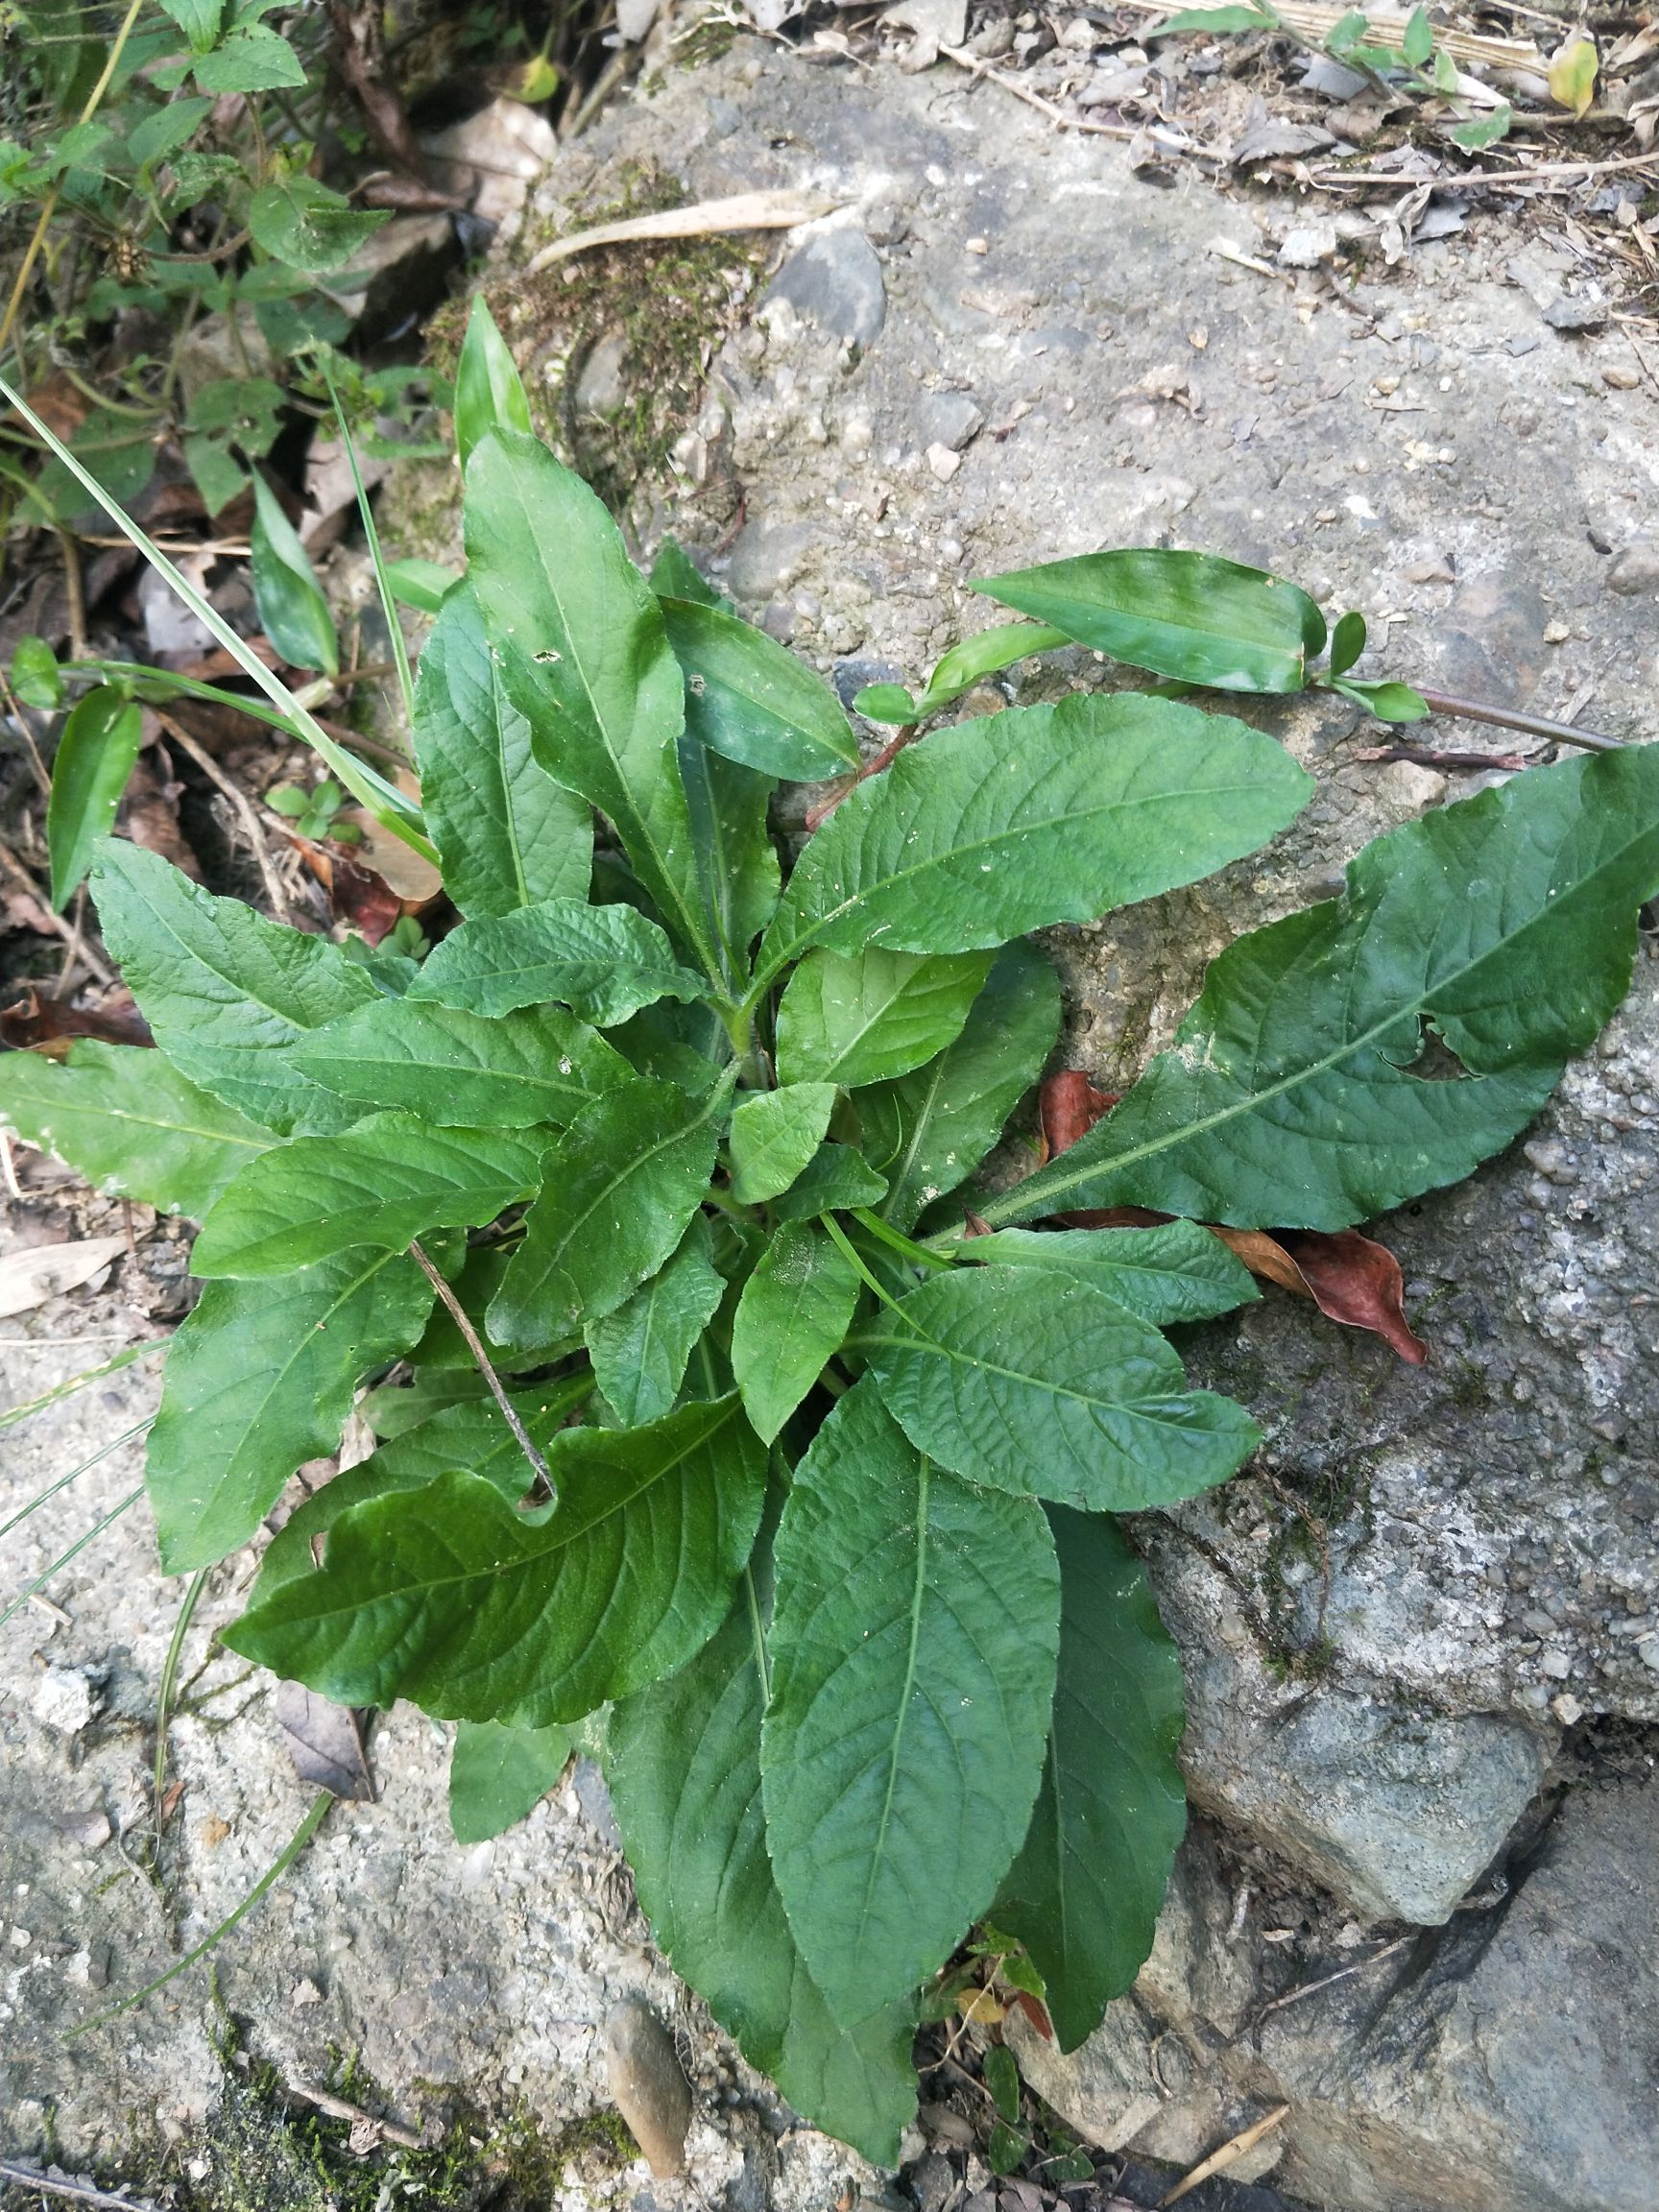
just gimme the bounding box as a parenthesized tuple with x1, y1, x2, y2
(3, 301, 1657, 2159)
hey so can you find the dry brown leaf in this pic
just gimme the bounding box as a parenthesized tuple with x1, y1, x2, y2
(275, 1681, 375, 1801)
(0, 1234, 131, 1317)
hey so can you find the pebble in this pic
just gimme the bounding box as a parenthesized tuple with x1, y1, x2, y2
(1543, 296, 1607, 334)
(766, 230, 887, 349)
(926, 442, 963, 482)
(1605, 544, 1659, 596)
(604, 1997, 691, 2176)
(916, 389, 984, 453)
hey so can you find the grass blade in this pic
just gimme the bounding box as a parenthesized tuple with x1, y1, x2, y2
(0, 374, 435, 863)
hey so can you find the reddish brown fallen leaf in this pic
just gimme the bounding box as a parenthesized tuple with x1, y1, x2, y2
(1038, 1070, 1119, 1159)
(326, 853, 405, 945)
(1008, 1987, 1055, 2042)
(1034, 1070, 1426, 1360)
(1354, 744, 1535, 773)
(121, 748, 204, 879)
(0, 987, 153, 1054)
(1276, 1227, 1428, 1364)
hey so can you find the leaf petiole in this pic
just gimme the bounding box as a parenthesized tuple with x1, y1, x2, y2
(850, 1208, 954, 1272)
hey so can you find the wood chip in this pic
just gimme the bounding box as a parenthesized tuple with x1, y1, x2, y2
(1159, 2104, 1291, 2206)
(0, 1235, 131, 1318)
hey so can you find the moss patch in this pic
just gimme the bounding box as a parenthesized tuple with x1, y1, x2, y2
(430, 163, 761, 516)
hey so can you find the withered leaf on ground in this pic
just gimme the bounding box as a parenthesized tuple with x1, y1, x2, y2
(274, 1679, 375, 1801)
(0, 1233, 131, 1316)
(1031, 1069, 1428, 1361)
(1, 988, 154, 1054)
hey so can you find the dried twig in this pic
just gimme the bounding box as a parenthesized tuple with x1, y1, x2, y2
(524, 190, 842, 274)
(1255, 1933, 1414, 2023)
(156, 710, 292, 923)
(0, 836, 115, 985)
(0, 2159, 163, 2210)
(56, 526, 87, 661)
(940, 42, 1214, 157)
(287, 2079, 424, 2151)
(1159, 2104, 1291, 2207)
(407, 1238, 553, 1493)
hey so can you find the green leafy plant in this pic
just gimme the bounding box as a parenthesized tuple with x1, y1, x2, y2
(4, 302, 1657, 2163)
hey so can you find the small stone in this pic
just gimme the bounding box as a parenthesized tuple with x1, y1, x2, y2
(573, 333, 629, 420)
(1404, 554, 1455, 584)
(1606, 544, 1659, 597)
(766, 230, 887, 349)
(1543, 296, 1607, 334)
(1505, 332, 1540, 357)
(33, 1667, 98, 1735)
(926, 442, 963, 482)
(917, 390, 983, 452)
(1551, 1694, 1585, 1725)
(605, 1997, 691, 2177)
(1603, 364, 1642, 390)
(1544, 619, 1571, 643)
(965, 235, 989, 254)
(1540, 1648, 1573, 1681)
(1277, 222, 1338, 270)
(1636, 1637, 1659, 1673)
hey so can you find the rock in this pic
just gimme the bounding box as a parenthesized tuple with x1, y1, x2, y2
(926, 442, 962, 482)
(1543, 296, 1608, 334)
(1605, 543, 1659, 596)
(604, 1997, 692, 2177)
(31, 1667, 99, 1735)
(574, 332, 630, 419)
(724, 519, 815, 600)
(1158, 1549, 1548, 1926)
(423, 97, 556, 228)
(1006, 1992, 1170, 2152)
(766, 229, 887, 348)
(916, 390, 983, 452)
(1277, 222, 1338, 270)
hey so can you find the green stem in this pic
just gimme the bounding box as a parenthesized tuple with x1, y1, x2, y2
(0, 1340, 158, 1436)
(0, 1416, 153, 1540)
(68, 1791, 333, 2035)
(819, 1212, 911, 1318)
(850, 1209, 954, 1272)
(152, 1567, 210, 1832)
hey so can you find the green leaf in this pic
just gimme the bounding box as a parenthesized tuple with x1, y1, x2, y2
(411, 583, 592, 918)
(225, 1397, 768, 1725)
(761, 1382, 1060, 2024)
(0, 1040, 273, 1220)
(995, 1510, 1186, 2052)
(247, 173, 388, 267)
(987, 2122, 1026, 2176)
(1402, 3, 1433, 65)
(586, 1218, 726, 1425)
(862, 1267, 1260, 1511)
(409, 897, 705, 1027)
(971, 549, 1326, 694)
(983, 744, 1659, 1234)
(914, 622, 1072, 716)
(777, 947, 994, 1090)
(1152, 4, 1279, 29)
(128, 94, 215, 165)
(291, 999, 631, 1129)
(453, 297, 532, 472)
(857, 942, 1061, 1232)
(183, 432, 247, 518)
(1431, 43, 1459, 92)
(384, 557, 459, 615)
(678, 738, 780, 983)
(729, 1084, 838, 1205)
(156, 0, 223, 54)
(770, 1143, 889, 1222)
(1452, 102, 1512, 150)
(1329, 609, 1366, 677)
(984, 2043, 1022, 2127)
(11, 636, 62, 710)
(852, 684, 919, 726)
(465, 431, 716, 977)
(754, 694, 1312, 981)
(449, 1719, 573, 1843)
(609, 1582, 919, 2162)
(409, 1246, 579, 1373)
(251, 475, 338, 677)
(961, 1222, 1259, 1328)
(47, 685, 145, 908)
(731, 1220, 860, 1444)
(1334, 677, 1429, 723)
(661, 596, 860, 781)
(191, 1115, 542, 1278)
(650, 538, 726, 608)
(252, 1382, 593, 1601)
(147, 1245, 434, 1571)
(489, 1071, 730, 1344)
(88, 841, 379, 1134)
